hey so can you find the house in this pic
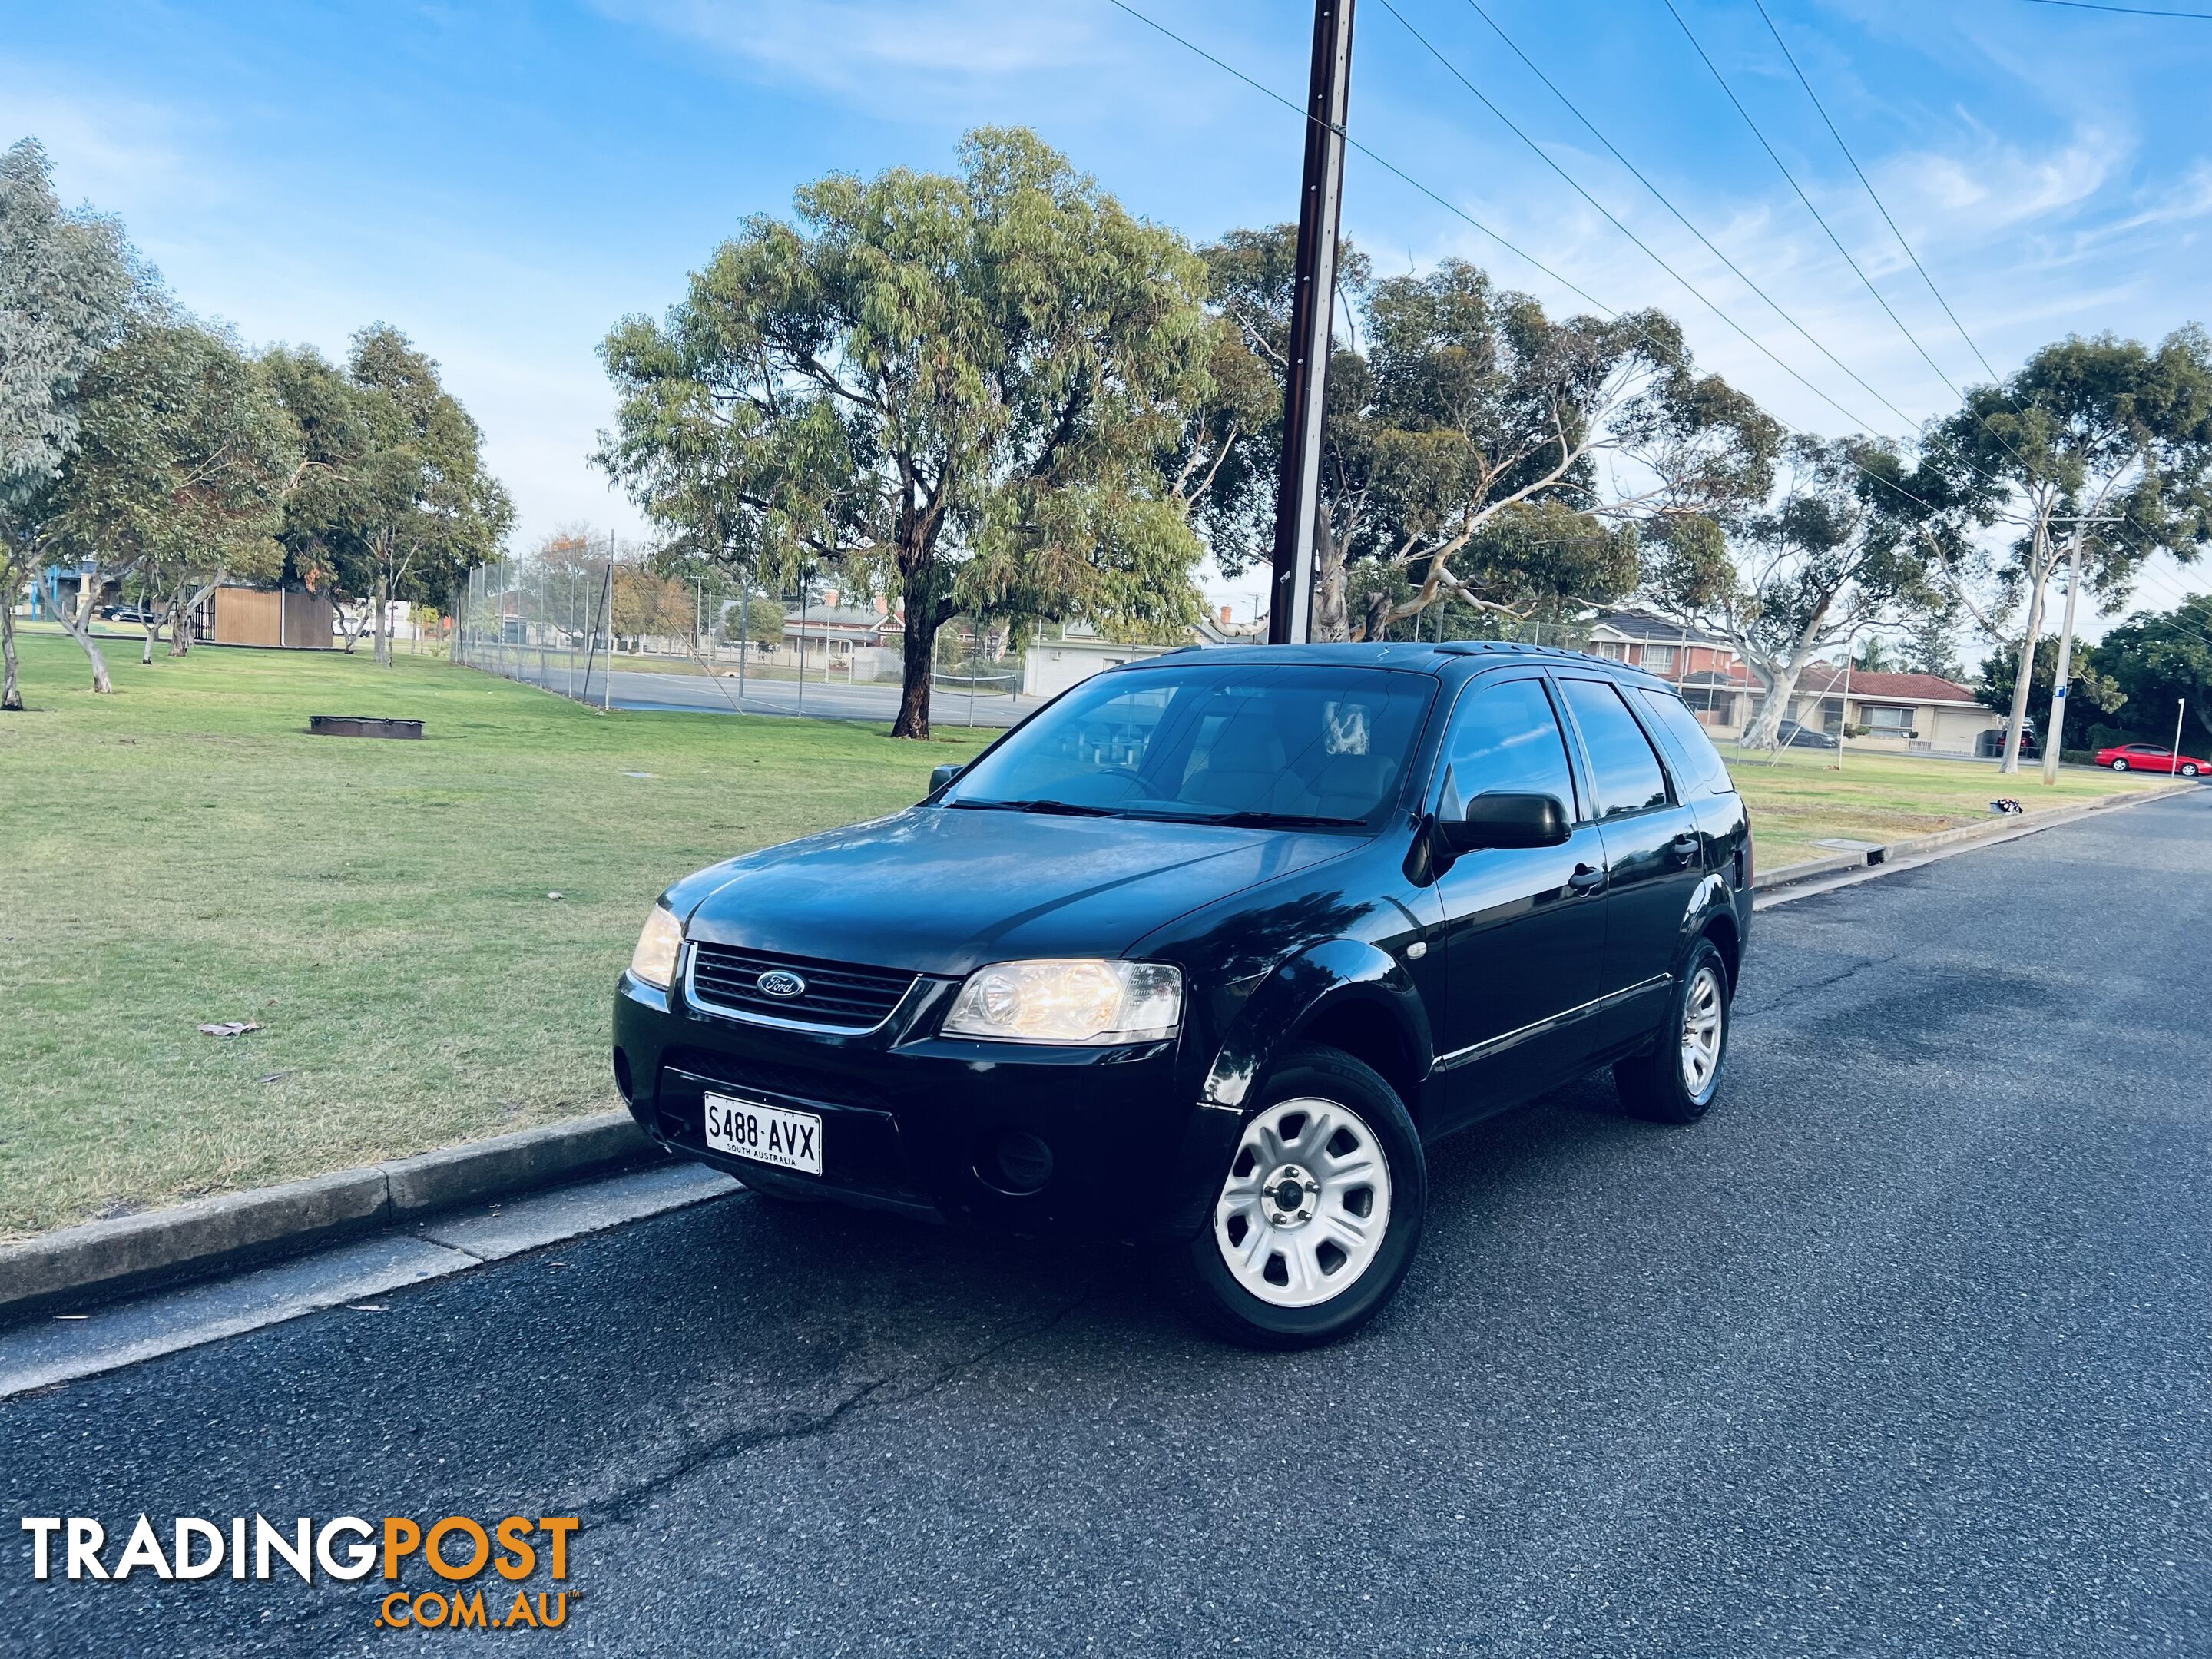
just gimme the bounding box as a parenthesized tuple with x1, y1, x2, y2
(1584, 609, 1748, 684)
(1019, 607, 1259, 698)
(1783, 664, 2003, 757)
(1022, 635, 1182, 697)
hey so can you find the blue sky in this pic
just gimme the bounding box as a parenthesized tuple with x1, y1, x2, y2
(10, 0, 2212, 631)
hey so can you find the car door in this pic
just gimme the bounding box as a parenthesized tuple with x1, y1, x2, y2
(1553, 674, 1704, 1050)
(1429, 674, 1611, 1125)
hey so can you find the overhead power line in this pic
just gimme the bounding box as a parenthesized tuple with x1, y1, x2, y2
(1659, 0, 1982, 409)
(1661, 0, 2056, 504)
(1454, 0, 1958, 442)
(1099, 0, 2019, 535)
(1749, 0, 2002, 385)
(2020, 0, 2212, 18)
(1101, 0, 1607, 314)
(1373, 0, 1907, 445)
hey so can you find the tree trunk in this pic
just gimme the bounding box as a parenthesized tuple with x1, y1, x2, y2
(1310, 508, 1349, 642)
(141, 618, 157, 665)
(55, 584, 114, 694)
(169, 582, 192, 657)
(1743, 661, 1806, 750)
(892, 606, 936, 740)
(1998, 568, 2048, 776)
(1, 599, 22, 711)
(375, 571, 392, 667)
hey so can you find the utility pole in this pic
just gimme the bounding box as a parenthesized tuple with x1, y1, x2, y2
(1267, 0, 1356, 647)
(2038, 516, 2118, 786)
(2175, 697, 2188, 777)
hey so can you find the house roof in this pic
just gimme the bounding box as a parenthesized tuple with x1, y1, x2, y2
(1796, 664, 1982, 706)
(1584, 608, 1734, 649)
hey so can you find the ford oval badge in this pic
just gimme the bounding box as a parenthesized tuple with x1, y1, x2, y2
(756, 969, 807, 1000)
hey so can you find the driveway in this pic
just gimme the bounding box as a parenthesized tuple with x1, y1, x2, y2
(4, 790, 2207, 1657)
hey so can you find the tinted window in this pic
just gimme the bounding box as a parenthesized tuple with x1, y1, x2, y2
(1559, 678, 1670, 818)
(1441, 677, 1576, 815)
(1633, 687, 1733, 796)
(947, 664, 1435, 824)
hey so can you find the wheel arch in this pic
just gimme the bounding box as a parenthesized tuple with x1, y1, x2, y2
(1201, 939, 1434, 1124)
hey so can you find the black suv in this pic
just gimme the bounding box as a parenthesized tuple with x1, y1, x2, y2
(614, 644, 1751, 1346)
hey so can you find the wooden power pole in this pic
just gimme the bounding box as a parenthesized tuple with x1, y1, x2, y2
(1267, 0, 1356, 646)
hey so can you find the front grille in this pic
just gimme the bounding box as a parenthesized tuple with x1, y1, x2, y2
(687, 942, 918, 1030)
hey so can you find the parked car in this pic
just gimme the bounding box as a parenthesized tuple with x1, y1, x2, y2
(614, 644, 1753, 1346)
(99, 604, 160, 626)
(1774, 719, 1839, 750)
(2098, 742, 2207, 777)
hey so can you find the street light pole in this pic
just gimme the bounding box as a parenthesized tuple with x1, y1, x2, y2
(1267, 0, 1356, 647)
(2176, 697, 2189, 779)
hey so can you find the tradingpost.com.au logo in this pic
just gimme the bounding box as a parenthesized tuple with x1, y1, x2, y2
(21, 1513, 580, 1632)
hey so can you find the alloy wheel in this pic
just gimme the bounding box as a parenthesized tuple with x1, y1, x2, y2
(1679, 964, 1726, 1102)
(1214, 1097, 1392, 1309)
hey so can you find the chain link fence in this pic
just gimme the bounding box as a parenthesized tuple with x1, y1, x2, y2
(449, 552, 1030, 728)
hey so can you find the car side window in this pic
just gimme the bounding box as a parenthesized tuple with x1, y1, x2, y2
(1558, 678, 1671, 819)
(1632, 687, 1733, 796)
(1439, 677, 1577, 816)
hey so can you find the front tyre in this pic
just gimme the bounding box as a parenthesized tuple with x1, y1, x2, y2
(2112, 757, 2130, 771)
(1615, 937, 1733, 1124)
(2182, 762, 2201, 778)
(1164, 1045, 1426, 1349)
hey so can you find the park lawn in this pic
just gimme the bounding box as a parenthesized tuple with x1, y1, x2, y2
(0, 631, 2170, 1239)
(0, 630, 986, 1239)
(1726, 743, 2166, 872)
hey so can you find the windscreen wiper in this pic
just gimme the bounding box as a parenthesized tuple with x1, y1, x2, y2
(945, 797, 1119, 816)
(1139, 810, 1367, 829)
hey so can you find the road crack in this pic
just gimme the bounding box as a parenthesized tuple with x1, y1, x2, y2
(583, 1278, 1097, 1529)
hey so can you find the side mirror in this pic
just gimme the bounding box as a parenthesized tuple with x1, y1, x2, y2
(929, 762, 963, 795)
(1439, 791, 1571, 853)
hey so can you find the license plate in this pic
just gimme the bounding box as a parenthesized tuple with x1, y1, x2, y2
(703, 1093, 823, 1176)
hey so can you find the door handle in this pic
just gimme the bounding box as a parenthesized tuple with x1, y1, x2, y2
(1671, 832, 1701, 862)
(1567, 865, 1605, 894)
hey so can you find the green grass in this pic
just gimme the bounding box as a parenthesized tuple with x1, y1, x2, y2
(0, 629, 2167, 1238)
(0, 630, 985, 1238)
(1726, 743, 2165, 871)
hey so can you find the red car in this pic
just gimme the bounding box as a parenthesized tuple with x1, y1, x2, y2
(2097, 742, 2207, 777)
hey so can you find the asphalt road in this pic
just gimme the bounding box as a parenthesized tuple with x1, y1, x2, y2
(5, 790, 2209, 1657)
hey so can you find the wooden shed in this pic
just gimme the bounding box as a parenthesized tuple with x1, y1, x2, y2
(210, 585, 336, 649)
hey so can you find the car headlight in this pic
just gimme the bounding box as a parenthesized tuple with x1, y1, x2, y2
(628, 902, 684, 991)
(942, 959, 1183, 1045)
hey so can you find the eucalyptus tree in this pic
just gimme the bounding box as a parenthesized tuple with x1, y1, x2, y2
(1200, 230, 1779, 641)
(45, 313, 300, 674)
(0, 137, 134, 707)
(1931, 329, 2212, 771)
(598, 127, 1217, 738)
(267, 327, 512, 663)
(1643, 436, 1959, 748)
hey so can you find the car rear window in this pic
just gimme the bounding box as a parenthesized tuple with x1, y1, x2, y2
(1633, 687, 1735, 796)
(1558, 678, 1670, 819)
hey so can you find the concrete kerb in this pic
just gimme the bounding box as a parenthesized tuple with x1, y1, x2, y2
(0, 1111, 656, 1321)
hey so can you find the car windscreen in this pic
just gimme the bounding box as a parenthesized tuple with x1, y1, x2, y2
(944, 663, 1436, 827)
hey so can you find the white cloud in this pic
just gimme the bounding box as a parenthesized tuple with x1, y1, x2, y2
(594, 0, 1106, 98)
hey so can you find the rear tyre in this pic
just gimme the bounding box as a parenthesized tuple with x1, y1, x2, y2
(1615, 937, 1733, 1125)
(1162, 1045, 1426, 1349)
(2112, 757, 2130, 772)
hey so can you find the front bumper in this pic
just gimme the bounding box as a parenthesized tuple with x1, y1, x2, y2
(612, 959, 1238, 1240)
